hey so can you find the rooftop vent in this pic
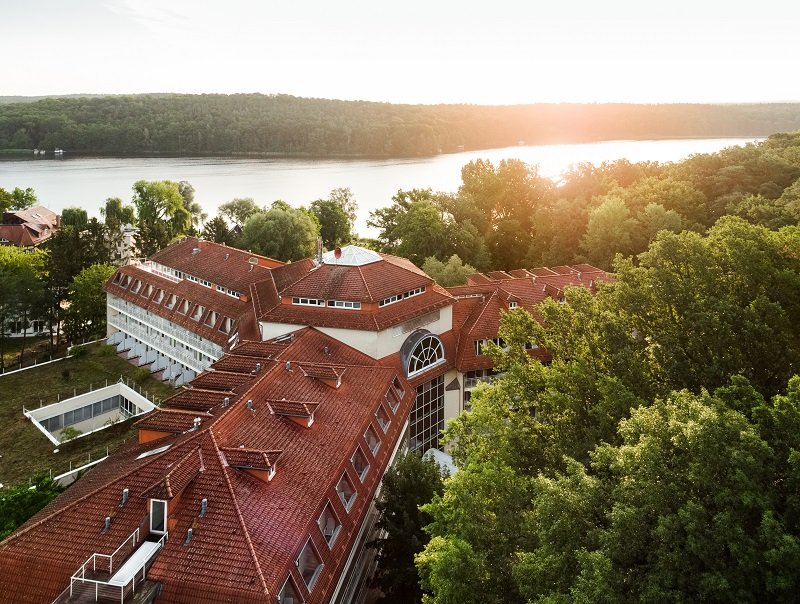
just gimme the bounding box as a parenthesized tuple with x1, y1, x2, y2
(246, 399, 254, 411)
(223, 397, 230, 407)
(323, 346, 331, 355)
(192, 247, 201, 255)
(200, 498, 208, 517)
(248, 256, 258, 264)
(193, 417, 201, 430)
(121, 488, 129, 506)
(255, 362, 262, 372)
(285, 361, 292, 372)
(184, 527, 193, 546)
(102, 516, 111, 534)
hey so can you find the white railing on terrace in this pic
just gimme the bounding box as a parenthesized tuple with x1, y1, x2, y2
(134, 260, 181, 283)
(108, 316, 208, 371)
(108, 297, 223, 359)
(68, 529, 168, 604)
(463, 374, 502, 390)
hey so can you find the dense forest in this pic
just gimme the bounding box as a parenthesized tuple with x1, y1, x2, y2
(1, 94, 800, 157)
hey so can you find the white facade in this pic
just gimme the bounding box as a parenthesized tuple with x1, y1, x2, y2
(107, 293, 222, 385)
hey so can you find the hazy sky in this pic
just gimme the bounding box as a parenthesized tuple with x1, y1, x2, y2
(3, 0, 797, 105)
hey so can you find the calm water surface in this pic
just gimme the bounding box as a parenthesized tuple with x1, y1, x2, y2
(0, 138, 761, 237)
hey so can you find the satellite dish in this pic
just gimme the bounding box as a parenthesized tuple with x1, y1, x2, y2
(334, 246, 342, 259)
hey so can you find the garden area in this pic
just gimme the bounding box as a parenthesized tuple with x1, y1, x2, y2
(0, 342, 175, 487)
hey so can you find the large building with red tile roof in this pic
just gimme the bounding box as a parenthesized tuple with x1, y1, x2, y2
(1, 239, 609, 603)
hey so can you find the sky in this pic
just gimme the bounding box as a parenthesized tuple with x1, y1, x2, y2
(2, 0, 798, 105)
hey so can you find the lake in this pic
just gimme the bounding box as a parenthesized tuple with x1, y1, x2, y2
(0, 137, 762, 238)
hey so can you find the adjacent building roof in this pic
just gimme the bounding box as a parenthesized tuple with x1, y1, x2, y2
(0, 205, 60, 247)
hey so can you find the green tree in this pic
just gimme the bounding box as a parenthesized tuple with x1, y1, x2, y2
(62, 263, 116, 341)
(0, 246, 47, 369)
(0, 475, 65, 540)
(131, 180, 190, 256)
(238, 206, 319, 261)
(0, 186, 37, 214)
(310, 197, 352, 248)
(61, 206, 88, 230)
(580, 196, 638, 269)
(201, 215, 233, 244)
(218, 197, 261, 228)
(422, 254, 476, 286)
(370, 453, 445, 604)
(328, 187, 358, 232)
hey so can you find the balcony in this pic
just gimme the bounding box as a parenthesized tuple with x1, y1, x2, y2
(52, 529, 167, 604)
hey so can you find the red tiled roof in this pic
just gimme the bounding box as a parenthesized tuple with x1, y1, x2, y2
(267, 399, 320, 418)
(0, 206, 59, 247)
(149, 236, 281, 291)
(0, 328, 414, 604)
(135, 408, 214, 434)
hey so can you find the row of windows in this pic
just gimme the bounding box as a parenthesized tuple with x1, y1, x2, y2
(40, 396, 120, 432)
(378, 286, 425, 307)
(291, 297, 361, 310)
(216, 285, 241, 298)
(473, 337, 505, 356)
(113, 273, 234, 335)
(290, 404, 395, 599)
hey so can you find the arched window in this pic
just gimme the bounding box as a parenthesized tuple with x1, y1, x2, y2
(402, 330, 445, 378)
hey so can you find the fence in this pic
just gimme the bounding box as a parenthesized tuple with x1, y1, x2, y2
(0, 337, 107, 376)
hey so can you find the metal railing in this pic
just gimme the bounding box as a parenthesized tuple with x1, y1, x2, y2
(68, 529, 169, 604)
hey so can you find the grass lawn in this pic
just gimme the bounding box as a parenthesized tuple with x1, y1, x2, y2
(0, 343, 175, 487)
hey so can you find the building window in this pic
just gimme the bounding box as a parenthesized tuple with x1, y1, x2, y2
(278, 577, 302, 604)
(292, 297, 325, 306)
(351, 447, 369, 481)
(336, 473, 356, 510)
(204, 310, 218, 327)
(318, 503, 342, 548)
(153, 289, 164, 304)
(219, 316, 233, 334)
(407, 334, 445, 377)
(150, 499, 167, 534)
(178, 299, 191, 315)
(165, 294, 177, 310)
(364, 425, 380, 455)
(409, 375, 444, 453)
(217, 285, 225, 293)
(142, 284, 153, 297)
(509, 301, 518, 309)
(130, 279, 142, 294)
(327, 300, 361, 310)
(191, 304, 205, 321)
(474, 337, 504, 356)
(378, 286, 426, 307)
(297, 539, 323, 591)
(375, 405, 390, 433)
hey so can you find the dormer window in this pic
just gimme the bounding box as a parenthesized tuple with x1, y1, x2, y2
(204, 310, 218, 327)
(351, 447, 369, 482)
(336, 473, 356, 511)
(219, 316, 233, 334)
(327, 300, 361, 310)
(191, 304, 205, 321)
(375, 405, 390, 433)
(142, 284, 153, 297)
(292, 297, 325, 306)
(153, 289, 164, 304)
(364, 425, 380, 455)
(150, 499, 167, 534)
(297, 539, 323, 591)
(278, 577, 303, 604)
(120, 275, 131, 288)
(509, 301, 518, 309)
(379, 286, 426, 307)
(112, 272, 122, 284)
(318, 503, 342, 548)
(130, 279, 141, 294)
(386, 387, 401, 413)
(165, 294, 177, 310)
(178, 299, 191, 315)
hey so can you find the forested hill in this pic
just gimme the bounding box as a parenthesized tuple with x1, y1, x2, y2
(2, 94, 800, 157)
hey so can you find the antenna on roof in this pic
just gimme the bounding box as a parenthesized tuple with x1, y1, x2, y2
(316, 236, 323, 266)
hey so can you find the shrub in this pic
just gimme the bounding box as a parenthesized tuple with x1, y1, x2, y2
(60, 426, 82, 442)
(98, 344, 117, 356)
(68, 345, 87, 358)
(133, 367, 152, 384)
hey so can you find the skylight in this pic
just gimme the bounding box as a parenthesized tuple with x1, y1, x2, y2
(136, 444, 172, 459)
(321, 245, 382, 266)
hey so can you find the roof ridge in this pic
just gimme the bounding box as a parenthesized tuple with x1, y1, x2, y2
(356, 264, 374, 302)
(209, 429, 271, 596)
(468, 290, 500, 334)
(0, 431, 207, 547)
